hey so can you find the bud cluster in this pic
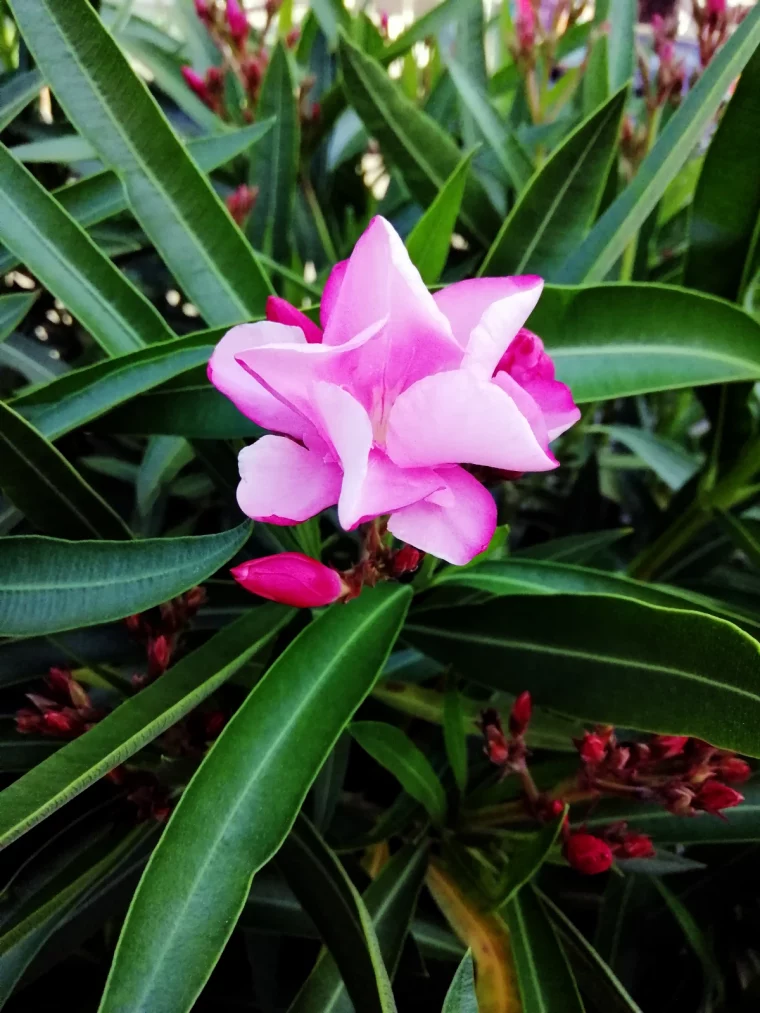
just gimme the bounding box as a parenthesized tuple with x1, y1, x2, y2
(478, 692, 750, 876)
(15, 667, 104, 739)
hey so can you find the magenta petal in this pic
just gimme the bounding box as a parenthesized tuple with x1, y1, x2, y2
(208, 322, 307, 438)
(231, 553, 344, 608)
(492, 370, 552, 457)
(462, 279, 544, 379)
(386, 369, 558, 472)
(312, 382, 372, 530)
(321, 259, 348, 329)
(433, 276, 544, 348)
(266, 296, 323, 344)
(388, 467, 496, 565)
(236, 435, 341, 524)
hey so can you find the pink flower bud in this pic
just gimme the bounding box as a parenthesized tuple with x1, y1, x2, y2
(194, 0, 211, 22)
(695, 780, 743, 814)
(577, 731, 607, 764)
(226, 0, 249, 45)
(718, 756, 751, 783)
(226, 184, 258, 226)
(564, 833, 613, 875)
(181, 66, 208, 102)
(516, 0, 536, 52)
(706, 0, 726, 15)
(231, 553, 345, 608)
(650, 734, 689, 759)
(509, 691, 532, 738)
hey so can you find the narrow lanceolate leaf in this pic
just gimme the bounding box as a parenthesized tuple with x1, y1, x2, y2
(351, 721, 447, 825)
(442, 952, 478, 1013)
(433, 557, 760, 638)
(136, 436, 193, 516)
(310, 0, 350, 47)
(685, 45, 760, 300)
(99, 585, 412, 1013)
(651, 880, 724, 1002)
(338, 33, 496, 246)
(406, 150, 475, 285)
(282, 818, 427, 1013)
(531, 284, 760, 402)
(0, 143, 172, 355)
(588, 424, 702, 491)
(504, 888, 585, 1013)
(10, 0, 273, 324)
(717, 510, 760, 571)
(0, 522, 250, 636)
(427, 860, 520, 1013)
(493, 814, 566, 911)
(0, 69, 43, 131)
(0, 292, 38, 343)
(0, 400, 132, 540)
(0, 604, 291, 851)
(249, 42, 300, 264)
(443, 678, 468, 793)
(560, 3, 760, 282)
(405, 595, 760, 757)
(481, 87, 627, 278)
(607, 0, 636, 92)
(536, 888, 643, 1013)
(444, 57, 532, 192)
(514, 529, 633, 564)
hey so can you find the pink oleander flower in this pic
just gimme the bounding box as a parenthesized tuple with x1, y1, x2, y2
(231, 552, 346, 607)
(208, 216, 579, 565)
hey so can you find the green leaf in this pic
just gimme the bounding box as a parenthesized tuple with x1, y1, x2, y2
(10, 134, 97, 164)
(588, 424, 703, 491)
(531, 284, 760, 402)
(514, 529, 633, 563)
(651, 879, 723, 1002)
(0, 291, 38, 343)
(717, 510, 760, 570)
(99, 584, 411, 1013)
(310, 0, 350, 47)
(338, 33, 496, 246)
(136, 436, 194, 517)
(382, 0, 461, 62)
(444, 56, 532, 193)
(13, 333, 220, 442)
(0, 142, 173, 355)
(442, 951, 478, 1013)
(0, 522, 250, 637)
(583, 34, 610, 116)
(10, 0, 273, 324)
(281, 816, 425, 1013)
(405, 594, 760, 757)
(351, 721, 447, 824)
(493, 815, 566, 911)
(433, 557, 760, 638)
(0, 69, 43, 131)
(0, 603, 291, 849)
(685, 46, 760, 300)
(0, 400, 132, 539)
(480, 87, 627, 278)
(504, 888, 585, 1012)
(443, 678, 468, 793)
(560, 3, 760, 282)
(536, 888, 644, 1013)
(607, 0, 636, 92)
(249, 42, 300, 264)
(406, 150, 475, 285)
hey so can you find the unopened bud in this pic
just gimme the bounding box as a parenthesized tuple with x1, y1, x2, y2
(43, 710, 78, 737)
(15, 708, 43, 735)
(182, 66, 209, 103)
(577, 731, 607, 764)
(125, 613, 143, 636)
(226, 183, 258, 225)
(204, 710, 227, 740)
(509, 691, 531, 738)
(265, 0, 282, 17)
(564, 833, 613, 875)
(479, 708, 510, 766)
(650, 735, 689, 759)
(391, 545, 423, 576)
(695, 780, 743, 814)
(286, 27, 300, 48)
(194, 0, 211, 22)
(717, 756, 751, 783)
(148, 635, 172, 676)
(184, 586, 207, 613)
(610, 831, 655, 860)
(226, 0, 249, 46)
(47, 667, 72, 696)
(231, 553, 346, 608)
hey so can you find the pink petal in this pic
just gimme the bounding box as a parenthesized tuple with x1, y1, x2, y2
(434, 276, 544, 347)
(520, 377, 581, 440)
(388, 466, 497, 565)
(236, 435, 341, 524)
(208, 322, 307, 439)
(231, 553, 344, 608)
(492, 369, 551, 457)
(461, 279, 544, 379)
(386, 369, 558, 472)
(266, 296, 323, 344)
(321, 259, 348, 329)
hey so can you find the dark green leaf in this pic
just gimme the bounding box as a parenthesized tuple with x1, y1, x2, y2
(99, 585, 411, 1013)
(441, 951, 477, 1013)
(310, 0, 350, 47)
(443, 678, 468, 793)
(607, 0, 636, 91)
(0, 142, 173, 355)
(0, 603, 291, 848)
(0, 400, 132, 539)
(249, 42, 300, 264)
(405, 594, 760, 757)
(493, 815, 566, 910)
(406, 150, 475, 285)
(0, 292, 38, 343)
(651, 878, 723, 1002)
(10, 0, 273, 324)
(589, 423, 703, 491)
(351, 721, 447, 824)
(685, 45, 760, 300)
(718, 510, 760, 570)
(0, 69, 43, 131)
(480, 87, 627, 278)
(560, 3, 760, 282)
(136, 436, 193, 517)
(0, 522, 250, 636)
(504, 887, 585, 1012)
(514, 529, 632, 563)
(338, 33, 496, 246)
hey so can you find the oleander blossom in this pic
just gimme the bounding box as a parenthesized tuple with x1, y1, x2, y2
(208, 216, 580, 565)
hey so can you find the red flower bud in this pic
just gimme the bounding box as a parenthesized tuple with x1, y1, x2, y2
(148, 635, 172, 676)
(479, 708, 510, 765)
(612, 832, 655, 860)
(47, 667, 72, 696)
(226, 0, 249, 45)
(577, 731, 607, 764)
(183, 586, 207, 613)
(706, 0, 726, 15)
(125, 613, 143, 636)
(650, 735, 689, 759)
(204, 710, 227, 740)
(286, 27, 300, 48)
(391, 545, 423, 576)
(15, 708, 44, 735)
(194, 0, 211, 21)
(695, 780, 743, 814)
(181, 66, 208, 102)
(265, 0, 282, 17)
(43, 710, 79, 737)
(231, 553, 346, 608)
(226, 184, 258, 225)
(717, 756, 751, 783)
(509, 691, 531, 738)
(564, 833, 613, 875)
